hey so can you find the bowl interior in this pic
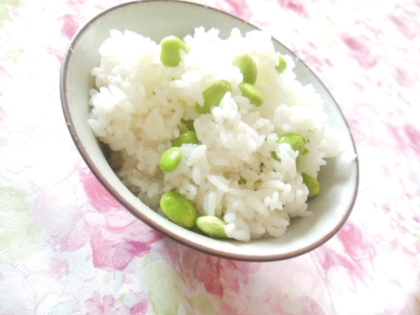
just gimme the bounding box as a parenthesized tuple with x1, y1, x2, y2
(61, 0, 359, 261)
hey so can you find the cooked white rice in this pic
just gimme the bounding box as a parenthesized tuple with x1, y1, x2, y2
(88, 27, 344, 242)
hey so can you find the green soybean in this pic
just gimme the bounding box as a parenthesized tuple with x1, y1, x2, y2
(159, 147, 183, 172)
(276, 54, 287, 73)
(196, 80, 231, 114)
(181, 118, 195, 130)
(239, 82, 264, 107)
(278, 133, 306, 153)
(172, 130, 200, 147)
(271, 151, 281, 162)
(302, 173, 320, 198)
(273, 133, 308, 164)
(160, 191, 198, 228)
(160, 36, 189, 67)
(232, 54, 257, 85)
(196, 216, 227, 238)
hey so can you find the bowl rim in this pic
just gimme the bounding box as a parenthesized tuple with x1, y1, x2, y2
(60, 0, 359, 262)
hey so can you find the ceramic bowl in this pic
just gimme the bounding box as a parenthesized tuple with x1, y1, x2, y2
(60, 0, 359, 261)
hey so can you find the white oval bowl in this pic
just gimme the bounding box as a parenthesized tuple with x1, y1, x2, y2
(60, 0, 359, 261)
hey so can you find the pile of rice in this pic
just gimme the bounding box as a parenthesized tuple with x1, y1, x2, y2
(88, 27, 344, 242)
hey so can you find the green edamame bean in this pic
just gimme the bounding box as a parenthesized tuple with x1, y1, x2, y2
(181, 118, 195, 130)
(271, 151, 281, 162)
(196, 216, 227, 238)
(160, 191, 198, 228)
(160, 36, 189, 67)
(232, 54, 257, 85)
(278, 133, 306, 153)
(272, 133, 308, 163)
(302, 173, 320, 198)
(239, 82, 264, 107)
(172, 130, 200, 147)
(159, 147, 183, 172)
(276, 54, 287, 73)
(196, 80, 231, 114)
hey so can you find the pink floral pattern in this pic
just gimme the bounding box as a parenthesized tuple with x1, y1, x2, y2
(1, 0, 420, 314)
(70, 164, 163, 269)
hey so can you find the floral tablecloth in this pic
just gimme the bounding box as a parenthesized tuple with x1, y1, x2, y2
(1, 0, 420, 314)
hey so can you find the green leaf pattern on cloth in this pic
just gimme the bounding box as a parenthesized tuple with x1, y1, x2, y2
(0, 0, 24, 27)
(144, 252, 217, 315)
(144, 253, 185, 315)
(0, 185, 42, 264)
